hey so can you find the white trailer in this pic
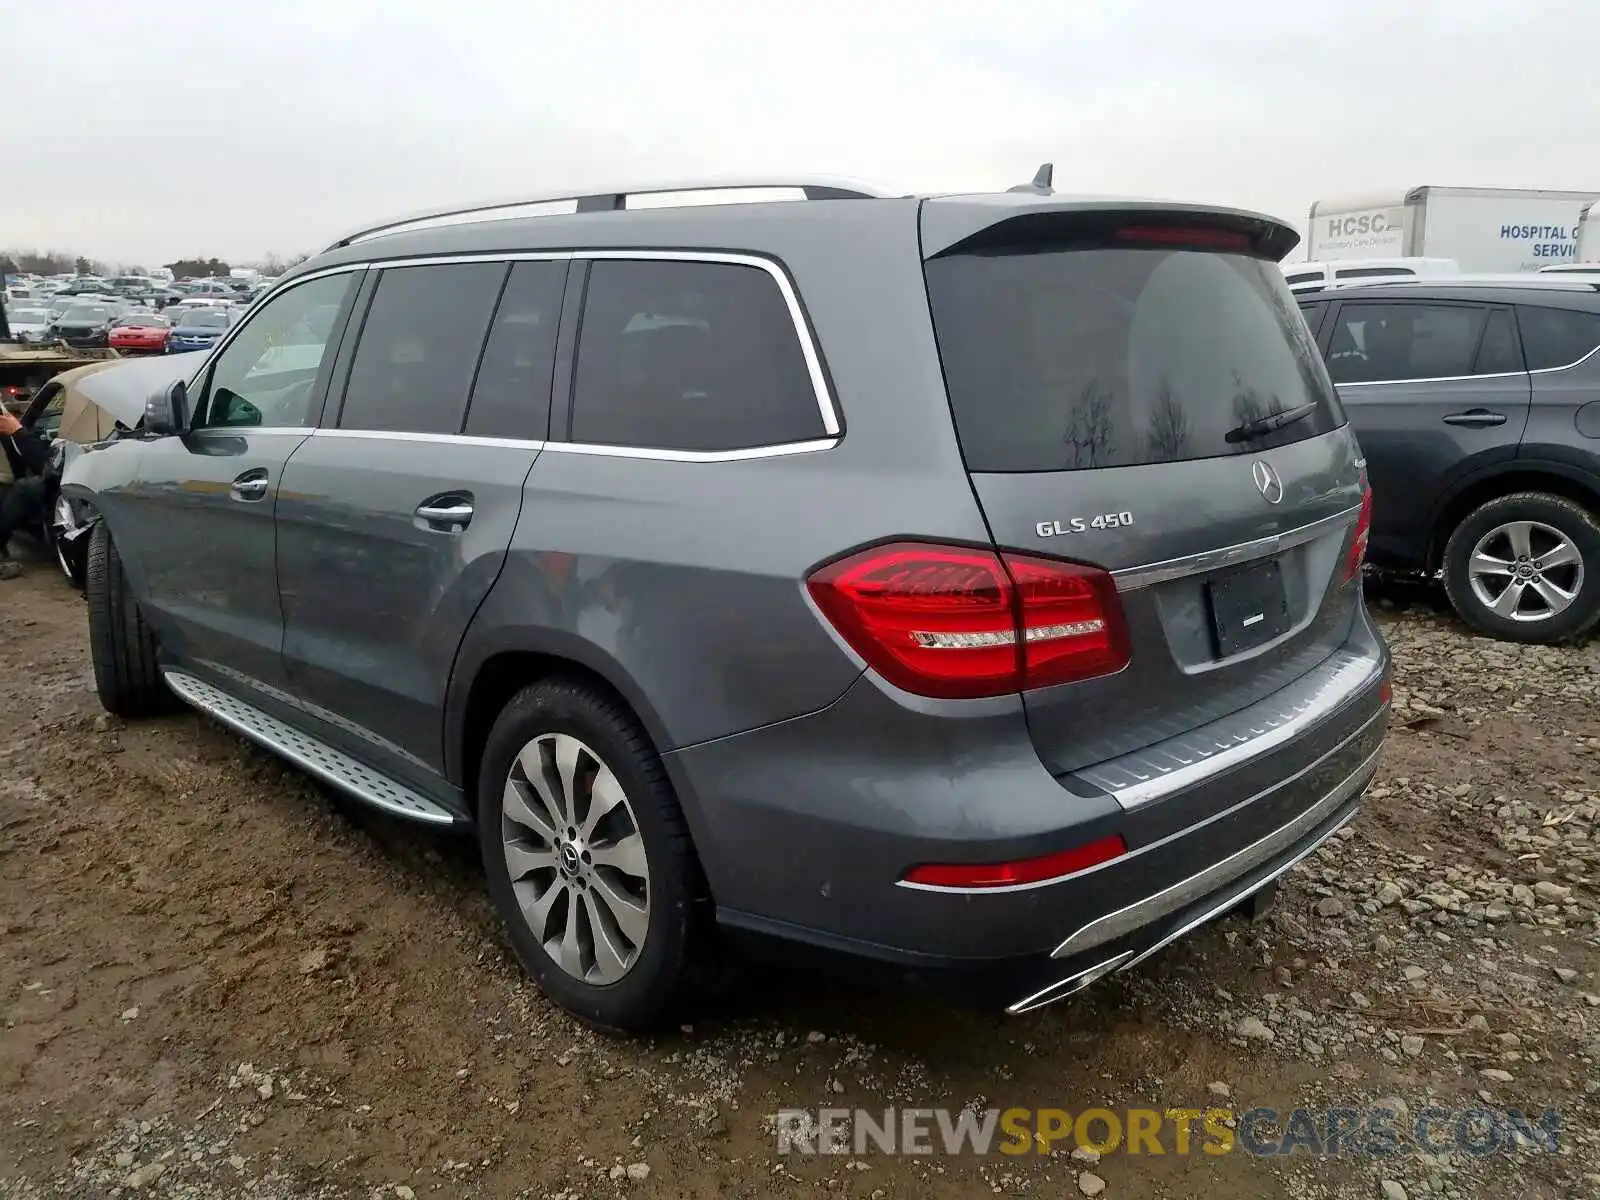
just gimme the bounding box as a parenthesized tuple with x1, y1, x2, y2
(1306, 186, 1599, 272)
(1577, 201, 1600, 262)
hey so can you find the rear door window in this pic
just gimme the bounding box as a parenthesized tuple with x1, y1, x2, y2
(338, 261, 506, 434)
(1298, 301, 1328, 339)
(925, 246, 1341, 471)
(463, 261, 566, 440)
(1516, 306, 1600, 371)
(1474, 309, 1524, 375)
(1326, 303, 1485, 384)
(568, 259, 825, 452)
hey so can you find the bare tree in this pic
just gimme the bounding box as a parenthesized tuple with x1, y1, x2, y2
(1063, 380, 1117, 469)
(1143, 377, 1190, 462)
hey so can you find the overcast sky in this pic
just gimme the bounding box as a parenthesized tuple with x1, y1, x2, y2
(4, 0, 1595, 267)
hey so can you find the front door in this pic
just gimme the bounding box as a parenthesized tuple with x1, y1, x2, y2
(114, 269, 362, 693)
(1324, 298, 1531, 567)
(276, 259, 565, 780)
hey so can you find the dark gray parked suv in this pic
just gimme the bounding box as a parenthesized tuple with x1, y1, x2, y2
(1300, 277, 1600, 642)
(61, 176, 1390, 1029)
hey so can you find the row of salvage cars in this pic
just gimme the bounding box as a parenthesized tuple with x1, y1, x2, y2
(6, 356, 188, 585)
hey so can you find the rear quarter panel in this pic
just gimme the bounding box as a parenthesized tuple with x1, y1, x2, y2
(455, 204, 994, 754)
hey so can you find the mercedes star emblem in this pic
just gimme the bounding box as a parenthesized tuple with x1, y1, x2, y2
(1252, 460, 1284, 505)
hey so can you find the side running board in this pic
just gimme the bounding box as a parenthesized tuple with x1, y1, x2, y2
(163, 670, 457, 825)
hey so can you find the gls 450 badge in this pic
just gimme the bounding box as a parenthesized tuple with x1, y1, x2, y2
(1035, 511, 1135, 538)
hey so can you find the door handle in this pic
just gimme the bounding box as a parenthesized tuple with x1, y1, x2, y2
(1442, 409, 1508, 428)
(414, 498, 474, 531)
(230, 470, 270, 501)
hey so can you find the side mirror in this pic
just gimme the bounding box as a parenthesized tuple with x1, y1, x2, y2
(144, 379, 190, 438)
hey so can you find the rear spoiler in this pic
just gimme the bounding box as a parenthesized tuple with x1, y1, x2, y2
(920, 197, 1301, 263)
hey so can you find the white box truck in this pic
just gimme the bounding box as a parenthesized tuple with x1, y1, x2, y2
(1578, 200, 1599, 262)
(1306, 186, 1599, 271)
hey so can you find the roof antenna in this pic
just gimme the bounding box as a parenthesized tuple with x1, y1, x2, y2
(1008, 163, 1054, 195)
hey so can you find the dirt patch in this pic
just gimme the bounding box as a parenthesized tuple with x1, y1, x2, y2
(1, 567, 1597, 1199)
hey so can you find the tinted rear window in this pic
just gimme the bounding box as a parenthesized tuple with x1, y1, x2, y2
(463, 260, 565, 440)
(925, 248, 1341, 472)
(1517, 306, 1600, 371)
(1326, 303, 1485, 383)
(569, 259, 824, 452)
(339, 261, 506, 435)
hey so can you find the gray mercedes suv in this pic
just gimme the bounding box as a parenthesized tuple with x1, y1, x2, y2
(61, 173, 1391, 1029)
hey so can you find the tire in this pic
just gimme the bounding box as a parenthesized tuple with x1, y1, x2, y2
(478, 679, 712, 1032)
(85, 522, 174, 716)
(1441, 491, 1600, 644)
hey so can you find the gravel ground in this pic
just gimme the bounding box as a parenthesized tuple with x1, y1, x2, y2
(1, 564, 1597, 1200)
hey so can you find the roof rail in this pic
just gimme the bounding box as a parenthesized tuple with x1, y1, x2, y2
(1330, 273, 1600, 292)
(323, 177, 899, 252)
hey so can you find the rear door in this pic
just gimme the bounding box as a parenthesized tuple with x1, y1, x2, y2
(921, 208, 1366, 774)
(275, 258, 566, 780)
(1325, 299, 1530, 565)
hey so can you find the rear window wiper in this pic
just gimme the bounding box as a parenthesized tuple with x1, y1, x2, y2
(1225, 402, 1319, 444)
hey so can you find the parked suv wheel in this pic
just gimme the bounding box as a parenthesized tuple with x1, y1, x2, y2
(1442, 492, 1600, 643)
(478, 680, 709, 1032)
(85, 522, 175, 716)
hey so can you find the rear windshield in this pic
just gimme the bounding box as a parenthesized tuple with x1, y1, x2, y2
(925, 247, 1343, 472)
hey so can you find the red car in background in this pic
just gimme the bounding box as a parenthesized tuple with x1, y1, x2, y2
(108, 313, 171, 354)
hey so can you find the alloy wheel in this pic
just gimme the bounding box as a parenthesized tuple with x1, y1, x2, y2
(500, 733, 651, 985)
(1466, 519, 1584, 623)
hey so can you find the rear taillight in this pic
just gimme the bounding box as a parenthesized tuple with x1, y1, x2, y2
(1344, 486, 1373, 581)
(805, 542, 1130, 699)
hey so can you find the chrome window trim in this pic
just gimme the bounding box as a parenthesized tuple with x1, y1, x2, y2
(1522, 329, 1600, 375)
(1335, 370, 1522, 388)
(303, 426, 838, 462)
(576, 249, 840, 438)
(340, 248, 842, 455)
(312, 428, 546, 452)
(1111, 501, 1362, 592)
(188, 426, 315, 437)
(541, 437, 839, 463)
(1329, 307, 1600, 386)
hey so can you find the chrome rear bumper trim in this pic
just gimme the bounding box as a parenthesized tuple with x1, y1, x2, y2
(1077, 648, 1384, 812)
(1006, 798, 1362, 1015)
(1006, 952, 1134, 1016)
(1117, 802, 1359, 973)
(1050, 747, 1380, 961)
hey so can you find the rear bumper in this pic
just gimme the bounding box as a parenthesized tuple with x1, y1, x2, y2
(667, 605, 1389, 1007)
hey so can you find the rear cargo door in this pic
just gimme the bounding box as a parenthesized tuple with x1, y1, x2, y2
(921, 204, 1368, 775)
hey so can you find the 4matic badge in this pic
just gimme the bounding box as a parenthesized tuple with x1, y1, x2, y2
(1035, 511, 1135, 538)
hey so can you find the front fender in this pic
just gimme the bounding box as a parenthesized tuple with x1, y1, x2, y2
(59, 436, 151, 597)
